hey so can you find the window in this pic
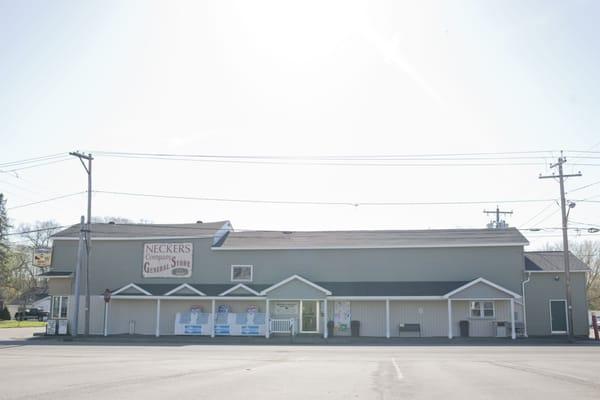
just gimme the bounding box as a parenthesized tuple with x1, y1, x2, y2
(51, 296, 69, 318)
(470, 301, 495, 318)
(231, 265, 253, 282)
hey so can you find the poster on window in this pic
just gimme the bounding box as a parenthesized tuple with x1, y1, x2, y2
(334, 301, 351, 335)
(142, 243, 193, 278)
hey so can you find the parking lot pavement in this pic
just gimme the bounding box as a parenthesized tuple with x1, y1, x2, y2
(0, 344, 599, 400)
(0, 327, 45, 341)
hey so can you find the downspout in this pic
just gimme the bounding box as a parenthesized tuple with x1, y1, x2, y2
(522, 272, 531, 337)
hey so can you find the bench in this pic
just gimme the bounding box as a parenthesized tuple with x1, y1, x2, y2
(398, 323, 421, 337)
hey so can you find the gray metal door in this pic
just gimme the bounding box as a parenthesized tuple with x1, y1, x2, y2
(550, 300, 567, 333)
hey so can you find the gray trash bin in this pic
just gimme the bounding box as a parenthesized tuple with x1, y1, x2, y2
(459, 320, 469, 337)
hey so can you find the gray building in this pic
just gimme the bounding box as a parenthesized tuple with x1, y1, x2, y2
(42, 221, 589, 338)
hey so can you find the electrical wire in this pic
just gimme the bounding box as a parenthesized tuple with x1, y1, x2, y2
(93, 189, 558, 207)
(7, 192, 87, 210)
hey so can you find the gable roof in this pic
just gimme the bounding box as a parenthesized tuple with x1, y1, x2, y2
(260, 275, 332, 295)
(164, 283, 206, 296)
(443, 277, 521, 299)
(525, 251, 590, 272)
(53, 221, 230, 239)
(214, 228, 528, 250)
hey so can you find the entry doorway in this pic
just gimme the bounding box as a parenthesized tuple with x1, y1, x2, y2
(300, 300, 319, 333)
(550, 300, 568, 334)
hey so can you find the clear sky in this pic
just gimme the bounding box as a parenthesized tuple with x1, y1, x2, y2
(1, 0, 599, 248)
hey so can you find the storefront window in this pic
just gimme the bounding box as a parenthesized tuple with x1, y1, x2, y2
(52, 296, 69, 318)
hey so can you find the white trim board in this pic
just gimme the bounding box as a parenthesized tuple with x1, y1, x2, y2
(260, 275, 332, 296)
(112, 283, 152, 296)
(212, 242, 528, 251)
(53, 235, 215, 241)
(111, 295, 267, 300)
(443, 277, 522, 299)
(164, 283, 206, 296)
(219, 283, 260, 296)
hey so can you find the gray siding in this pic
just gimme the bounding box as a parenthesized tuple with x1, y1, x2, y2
(390, 301, 448, 337)
(108, 299, 157, 335)
(51, 238, 526, 296)
(48, 278, 72, 295)
(525, 272, 588, 336)
(349, 301, 387, 337)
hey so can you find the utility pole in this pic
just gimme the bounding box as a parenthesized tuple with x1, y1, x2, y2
(72, 216, 85, 336)
(484, 206, 513, 229)
(539, 151, 581, 340)
(70, 151, 93, 335)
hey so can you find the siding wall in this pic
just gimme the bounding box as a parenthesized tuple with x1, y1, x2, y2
(525, 272, 588, 336)
(389, 301, 448, 337)
(108, 299, 157, 335)
(51, 238, 526, 296)
(348, 301, 387, 337)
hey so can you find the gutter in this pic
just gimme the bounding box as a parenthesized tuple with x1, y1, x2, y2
(522, 271, 531, 337)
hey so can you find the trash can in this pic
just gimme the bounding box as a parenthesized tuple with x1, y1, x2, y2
(327, 320, 334, 337)
(459, 320, 469, 337)
(495, 321, 507, 337)
(350, 320, 360, 337)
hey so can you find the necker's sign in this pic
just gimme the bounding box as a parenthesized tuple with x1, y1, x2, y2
(143, 243, 193, 278)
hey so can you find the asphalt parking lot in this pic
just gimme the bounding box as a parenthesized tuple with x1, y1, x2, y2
(1, 342, 599, 400)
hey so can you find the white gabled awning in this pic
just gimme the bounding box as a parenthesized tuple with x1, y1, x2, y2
(443, 277, 521, 299)
(112, 283, 152, 296)
(260, 274, 332, 296)
(164, 283, 206, 296)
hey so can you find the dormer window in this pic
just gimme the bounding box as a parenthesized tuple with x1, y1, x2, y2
(231, 265, 253, 282)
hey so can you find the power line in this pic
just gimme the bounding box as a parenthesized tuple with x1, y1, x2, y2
(568, 179, 600, 193)
(5, 225, 71, 236)
(7, 192, 87, 210)
(0, 153, 67, 168)
(93, 189, 558, 207)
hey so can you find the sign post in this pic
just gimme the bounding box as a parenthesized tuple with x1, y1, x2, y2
(103, 289, 111, 337)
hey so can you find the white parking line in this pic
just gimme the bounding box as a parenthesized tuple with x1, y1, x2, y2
(391, 358, 404, 380)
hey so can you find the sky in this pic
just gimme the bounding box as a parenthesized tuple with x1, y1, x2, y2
(1, 0, 599, 249)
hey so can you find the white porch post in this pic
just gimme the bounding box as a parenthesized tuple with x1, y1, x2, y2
(265, 299, 270, 338)
(385, 299, 390, 339)
(211, 299, 216, 338)
(447, 299, 453, 339)
(510, 298, 516, 340)
(103, 302, 109, 337)
(323, 298, 328, 338)
(155, 299, 161, 337)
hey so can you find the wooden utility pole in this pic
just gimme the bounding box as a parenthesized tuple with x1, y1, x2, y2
(539, 152, 581, 340)
(70, 151, 93, 335)
(483, 206, 512, 228)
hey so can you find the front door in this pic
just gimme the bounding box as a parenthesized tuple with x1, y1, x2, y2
(550, 300, 568, 334)
(301, 301, 319, 332)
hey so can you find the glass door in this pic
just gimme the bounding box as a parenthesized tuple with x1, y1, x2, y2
(301, 301, 318, 332)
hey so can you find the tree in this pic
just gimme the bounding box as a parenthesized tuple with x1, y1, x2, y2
(17, 220, 61, 248)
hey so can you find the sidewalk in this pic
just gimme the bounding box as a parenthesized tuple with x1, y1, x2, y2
(21, 333, 600, 347)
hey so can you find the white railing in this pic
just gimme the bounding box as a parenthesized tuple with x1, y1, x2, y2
(270, 318, 295, 335)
